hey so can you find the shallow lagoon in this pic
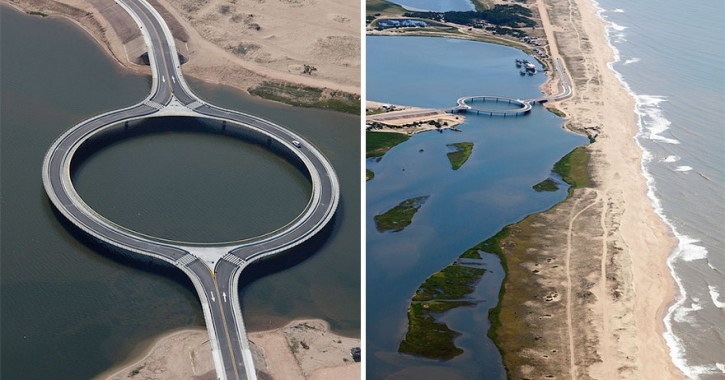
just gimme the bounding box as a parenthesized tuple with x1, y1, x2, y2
(367, 35, 587, 379)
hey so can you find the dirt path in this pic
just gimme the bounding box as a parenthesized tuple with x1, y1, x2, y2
(597, 189, 613, 380)
(565, 192, 601, 378)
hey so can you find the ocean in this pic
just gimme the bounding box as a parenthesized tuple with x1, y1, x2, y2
(593, 0, 725, 377)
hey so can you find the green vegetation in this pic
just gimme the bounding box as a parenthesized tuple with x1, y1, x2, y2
(532, 178, 559, 192)
(249, 81, 360, 114)
(366, 169, 375, 181)
(446, 142, 474, 170)
(374, 195, 429, 232)
(398, 301, 470, 360)
(366, 131, 410, 159)
(230, 42, 260, 56)
(552, 146, 592, 190)
(486, 146, 593, 376)
(366, 0, 406, 16)
(27, 11, 48, 17)
(546, 106, 567, 118)
(399, 237, 506, 360)
(480, 227, 510, 343)
(402, 5, 535, 37)
(129, 365, 145, 377)
(413, 263, 487, 301)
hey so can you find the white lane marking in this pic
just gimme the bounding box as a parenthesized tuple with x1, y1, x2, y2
(223, 292, 227, 303)
(171, 76, 176, 84)
(162, 75, 166, 83)
(210, 292, 216, 302)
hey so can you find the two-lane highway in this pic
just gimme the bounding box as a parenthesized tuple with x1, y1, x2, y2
(42, 0, 340, 379)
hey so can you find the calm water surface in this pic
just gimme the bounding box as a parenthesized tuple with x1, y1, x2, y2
(367, 36, 587, 379)
(1, 6, 359, 379)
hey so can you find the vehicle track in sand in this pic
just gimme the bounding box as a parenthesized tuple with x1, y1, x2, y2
(565, 190, 602, 379)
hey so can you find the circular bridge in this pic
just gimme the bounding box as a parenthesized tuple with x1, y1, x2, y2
(41, 0, 339, 378)
(42, 109, 339, 267)
(455, 95, 532, 116)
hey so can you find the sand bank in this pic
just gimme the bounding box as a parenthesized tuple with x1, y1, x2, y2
(366, 101, 465, 135)
(490, 0, 680, 378)
(3, 0, 359, 98)
(95, 319, 359, 380)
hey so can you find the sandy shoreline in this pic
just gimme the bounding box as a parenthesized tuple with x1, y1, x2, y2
(94, 319, 360, 380)
(490, 0, 680, 377)
(365, 101, 465, 135)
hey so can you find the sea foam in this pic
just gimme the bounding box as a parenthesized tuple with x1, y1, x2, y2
(708, 285, 725, 308)
(636, 95, 680, 144)
(595, 3, 710, 377)
(663, 155, 679, 163)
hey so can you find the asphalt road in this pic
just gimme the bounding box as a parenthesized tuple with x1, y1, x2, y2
(41, 0, 340, 378)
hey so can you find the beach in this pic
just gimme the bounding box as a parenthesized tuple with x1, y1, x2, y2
(94, 319, 360, 380)
(492, 0, 681, 377)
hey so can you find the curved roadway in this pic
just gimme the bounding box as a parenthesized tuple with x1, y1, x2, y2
(455, 95, 532, 116)
(41, 0, 340, 379)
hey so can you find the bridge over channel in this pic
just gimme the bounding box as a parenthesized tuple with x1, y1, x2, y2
(41, 0, 339, 379)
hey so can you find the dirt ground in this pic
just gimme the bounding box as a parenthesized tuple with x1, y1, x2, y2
(3, 0, 359, 97)
(95, 319, 360, 380)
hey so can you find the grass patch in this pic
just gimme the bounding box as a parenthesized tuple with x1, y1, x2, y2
(486, 146, 592, 376)
(129, 364, 145, 377)
(27, 11, 48, 17)
(399, 238, 501, 360)
(546, 106, 567, 118)
(366, 131, 410, 159)
(398, 302, 465, 360)
(366, 169, 375, 181)
(374, 195, 429, 232)
(532, 178, 559, 192)
(248, 81, 360, 114)
(552, 146, 592, 190)
(412, 263, 487, 302)
(366, 0, 406, 16)
(446, 142, 474, 170)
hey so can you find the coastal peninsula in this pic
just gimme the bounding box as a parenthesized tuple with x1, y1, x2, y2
(5, 0, 360, 111)
(366, 0, 680, 378)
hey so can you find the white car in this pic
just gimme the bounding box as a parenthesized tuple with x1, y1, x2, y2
(292, 140, 302, 148)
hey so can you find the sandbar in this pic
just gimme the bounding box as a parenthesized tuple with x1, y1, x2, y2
(94, 319, 360, 380)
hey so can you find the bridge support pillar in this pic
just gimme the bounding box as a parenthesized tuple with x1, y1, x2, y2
(124, 121, 129, 130)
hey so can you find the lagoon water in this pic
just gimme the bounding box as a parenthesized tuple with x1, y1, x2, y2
(367, 36, 587, 379)
(1, 6, 359, 379)
(593, 0, 725, 377)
